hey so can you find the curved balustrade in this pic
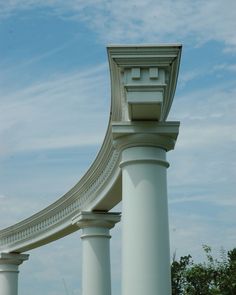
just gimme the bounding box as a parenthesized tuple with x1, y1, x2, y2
(0, 45, 181, 254)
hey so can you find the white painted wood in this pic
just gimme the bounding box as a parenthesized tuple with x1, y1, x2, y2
(73, 212, 121, 295)
(0, 44, 181, 256)
(121, 145, 172, 295)
(112, 119, 178, 295)
(0, 44, 182, 295)
(0, 253, 29, 295)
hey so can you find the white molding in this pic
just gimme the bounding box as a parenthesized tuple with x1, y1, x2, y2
(0, 45, 181, 253)
(107, 44, 182, 121)
(72, 211, 121, 230)
(0, 253, 29, 266)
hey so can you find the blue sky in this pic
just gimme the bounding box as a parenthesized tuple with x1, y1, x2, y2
(0, 1, 236, 295)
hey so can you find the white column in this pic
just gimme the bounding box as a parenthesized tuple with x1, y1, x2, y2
(72, 212, 121, 295)
(112, 125, 179, 295)
(121, 145, 171, 295)
(0, 253, 29, 295)
(109, 44, 181, 295)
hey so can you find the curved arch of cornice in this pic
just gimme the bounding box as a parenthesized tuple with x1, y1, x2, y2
(0, 45, 181, 253)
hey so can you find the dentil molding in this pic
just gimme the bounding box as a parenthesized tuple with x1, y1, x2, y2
(0, 45, 181, 253)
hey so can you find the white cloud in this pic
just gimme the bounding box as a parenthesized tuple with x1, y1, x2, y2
(0, 4, 235, 294)
(0, 0, 236, 51)
(0, 193, 47, 228)
(166, 80, 236, 257)
(169, 193, 236, 207)
(212, 63, 236, 72)
(0, 63, 110, 156)
(20, 232, 83, 295)
(178, 69, 203, 89)
(170, 80, 236, 135)
(169, 210, 236, 261)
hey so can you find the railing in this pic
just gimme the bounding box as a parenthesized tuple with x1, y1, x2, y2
(0, 44, 181, 254)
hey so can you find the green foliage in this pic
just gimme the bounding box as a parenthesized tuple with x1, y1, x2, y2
(171, 246, 236, 295)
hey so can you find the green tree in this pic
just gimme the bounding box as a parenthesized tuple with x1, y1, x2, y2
(171, 246, 236, 295)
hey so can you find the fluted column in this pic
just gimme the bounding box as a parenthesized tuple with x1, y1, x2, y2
(113, 122, 179, 295)
(72, 212, 121, 295)
(0, 253, 29, 295)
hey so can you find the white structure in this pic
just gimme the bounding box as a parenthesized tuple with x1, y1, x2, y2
(0, 253, 29, 295)
(0, 45, 182, 295)
(72, 212, 121, 295)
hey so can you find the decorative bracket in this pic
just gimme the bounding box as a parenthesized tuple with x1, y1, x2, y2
(107, 45, 182, 121)
(0, 45, 182, 254)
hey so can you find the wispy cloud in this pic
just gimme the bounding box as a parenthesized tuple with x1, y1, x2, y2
(0, 4, 235, 295)
(178, 69, 203, 89)
(167, 76, 236, 263)
(212, 63, 236, 72)
(1, 0, 236, 51)
(0, 63, 109, 157)
(170, 81, 236, 147)
(169, 210, 236, 261)
(169, 194, 236, 207)
(20, 232, 82, 295)
(0, 193, 47, 228)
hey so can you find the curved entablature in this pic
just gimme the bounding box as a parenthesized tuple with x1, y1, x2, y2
(0, 45, 182, 253)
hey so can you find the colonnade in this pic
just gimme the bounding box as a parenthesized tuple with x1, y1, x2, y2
(0, 44, 182, 295)
(0, 127, 177, 295)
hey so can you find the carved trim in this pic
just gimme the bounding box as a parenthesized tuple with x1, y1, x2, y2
(0, 45, 181, 253)
(72, 211, 121, 230)
(120, 158, 169, 168)
(0, 138, 120, 252)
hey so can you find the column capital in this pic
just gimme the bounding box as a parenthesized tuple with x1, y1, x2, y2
(72, 211, 121, 229)
(0, 253, 29, 266)
(112, 121, 180, 152)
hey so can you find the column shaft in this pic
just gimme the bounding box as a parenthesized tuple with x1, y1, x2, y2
(0, 264, 19, 295)
(121, 146, 171, 295)
(82, 227, 111, 295)
(0, 253, 29, 295)
(72, 212, 121, 295)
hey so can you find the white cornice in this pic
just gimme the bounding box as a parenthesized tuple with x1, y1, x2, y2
(112, 121, 180, 152)
(72, 211, 121, 230)
(0, 45, 181, 254)
(107, 45, 182, 121)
